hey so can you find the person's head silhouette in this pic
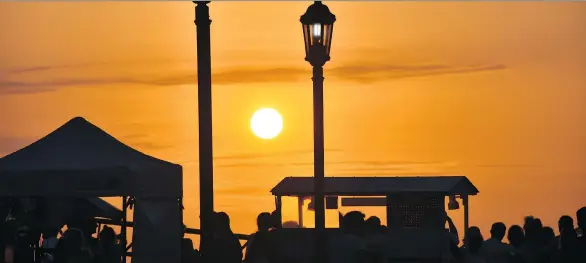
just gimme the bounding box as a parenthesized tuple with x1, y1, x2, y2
(342, 211, 365, 236)
(507, 225, 524, 248)
(524, 217, 542, 243)
(523, 216, 535, 232)
(365, 216, 381, 234)
(558, 215, 574, 233)
(577, 206, 586, 230)
(256, 212, 272, 232)
(534, 218, 543, 229)
(99, 226, 115, 243)
(490, 222, 506, 241)
(465, 226, 483, 254)
(214, 212, 231, 233)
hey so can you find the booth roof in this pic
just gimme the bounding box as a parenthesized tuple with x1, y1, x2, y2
(0, 117, 182, 197)
(271, 176, 479, 196)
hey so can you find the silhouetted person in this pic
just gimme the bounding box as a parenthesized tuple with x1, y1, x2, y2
(40, 228, 59, 263)
(578, 207, 586, 234)
(540, 227, 555, 263)
(481, 222, 515, 263)
(518, 218, 544, 263)
(557, 216, 574, 235)
(244, 212, 273, 263)
(535, 218, 543, 229)
(461, 227, 486, 263)
(41, 228, 59, 249)
(435, 212, 461, 263)
(554, 215, 578, 263)
(54, 229, 92, 263)
(364, 216, 385, 263)
(576, 207, 586, 262)
(524, 216, 535, 233)
(0, 199, 9, 262)
(269, 210, 281, 229)
(181, 238, 200, 263)
(365, 216, 384, 237)
(208, 212, 242, 263)
(507, 225, 524, 249)
(445, 213, 460, 246)
(328, 211, 367, 263)
(556, 215, 575, 250)
(66, 216, 98, 261)
(96, 226, 121, 263)
(4, 234, 16, 263)
(13, 217, 35, 263)
(540, 227, 555, 246)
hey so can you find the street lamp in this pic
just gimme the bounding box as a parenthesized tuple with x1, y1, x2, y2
(300, 1, 335, 262)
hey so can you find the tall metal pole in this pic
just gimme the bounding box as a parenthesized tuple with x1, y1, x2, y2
(312, 64, 326, 263)
(194, 1, 214, 259)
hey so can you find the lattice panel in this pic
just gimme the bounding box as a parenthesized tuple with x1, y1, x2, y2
(388, 195, 443, 229)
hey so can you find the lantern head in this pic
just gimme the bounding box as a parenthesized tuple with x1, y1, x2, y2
(300, 1, 336, 66)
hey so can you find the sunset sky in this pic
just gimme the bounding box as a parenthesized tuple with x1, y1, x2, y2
(1, 1, 586, 240)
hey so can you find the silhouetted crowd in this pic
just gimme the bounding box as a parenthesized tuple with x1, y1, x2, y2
(2, 218, 123, 263)
(4, 200, 585, 263)
(183, 206, 586, 263)
(457, 207, 586, 263)
(1, 199, 123, 263)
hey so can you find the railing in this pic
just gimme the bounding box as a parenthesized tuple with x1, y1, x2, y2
(94, 217, 252, 243)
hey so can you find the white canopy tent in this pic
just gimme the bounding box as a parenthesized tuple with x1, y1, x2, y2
(0, 117, 183, 263)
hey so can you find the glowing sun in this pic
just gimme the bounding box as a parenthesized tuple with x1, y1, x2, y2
(251, 108, 283, 139)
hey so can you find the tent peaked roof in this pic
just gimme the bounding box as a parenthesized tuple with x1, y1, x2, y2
(271, 176, 479, 196)
(0, 116, 179, 171)
(0, 117, 182, 197)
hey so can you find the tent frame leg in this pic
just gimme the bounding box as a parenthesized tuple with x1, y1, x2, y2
(386, 195, 392, 227)
(121, 196, 130, 263)
(463, 195, 469, 246)
(179, 197, 184, 236)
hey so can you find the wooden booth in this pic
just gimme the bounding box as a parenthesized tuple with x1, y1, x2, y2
(268, 176, 479, 263)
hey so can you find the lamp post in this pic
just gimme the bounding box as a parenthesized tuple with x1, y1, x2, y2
(193, 1, 214, 260)
(300, 1, 335, 262)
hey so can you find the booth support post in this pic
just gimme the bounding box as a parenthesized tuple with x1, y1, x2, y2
(298, 196, 304, 228)
(121, 196, 128, 263)
(463, 195, 469, 246)
(275, 196, 283, 227)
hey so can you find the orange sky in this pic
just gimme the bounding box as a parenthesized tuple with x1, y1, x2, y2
(1, 1, 586, 241)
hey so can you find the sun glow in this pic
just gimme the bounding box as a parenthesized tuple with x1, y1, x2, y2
(250, 108, 283, 139)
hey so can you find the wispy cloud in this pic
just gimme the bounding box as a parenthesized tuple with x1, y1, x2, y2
(7, 66, 57, 74)
(214, 148, 342, 161)
(327, 171, 448, 176)
(475, 164, 542, 168)
(0, 61, 507, 95)
(329, 64, 507, 84)
(0, 77, 140, 94)
(214, 159, 456, 170)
